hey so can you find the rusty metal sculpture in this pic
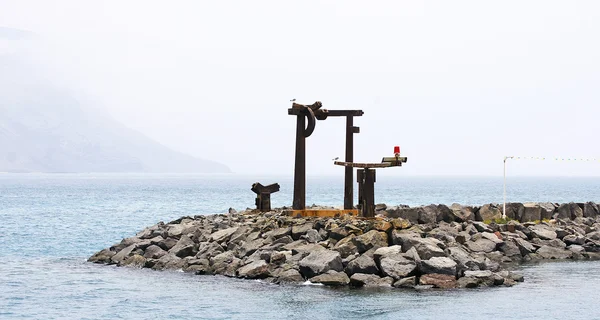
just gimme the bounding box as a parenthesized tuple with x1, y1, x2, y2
(251, 182, 280, 212)
(288, 101, 363, 211)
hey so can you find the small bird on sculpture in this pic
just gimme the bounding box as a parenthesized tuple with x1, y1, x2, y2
(290, 98, 296, 102)
(332, 157, 339, 161)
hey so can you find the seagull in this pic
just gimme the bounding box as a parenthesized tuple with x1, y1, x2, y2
(332, 157, 339, 161)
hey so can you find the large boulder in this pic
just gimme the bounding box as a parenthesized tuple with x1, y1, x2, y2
(332, 235, 359, 258)
(465, 238, 497, 253)
(264, 227, 292, 240)
(277, 269, 304, 283)
(521, 204, 542, 222)
(418, 205, 440, 224)
(392, 231, 445, 260)
(538, 202, 556, 220)
(449, 204, 476, 222)
(299, 250, 343, 278)
(536, 246, 573, 260)
(237, 260, 270, 279)
(111, 244, 136, 265)
(151, 253, 184, 270)
(291, 223, 314, 240)
(373, 245, 403, 263)
(583, 202, 599, 218)
(477, 204, 502, 222)
(309, 270, 350, 286)
(345, 254, 379, 276)
(210, 227, 239, 243)
(529, 224, 557, 240)
(503, 203, 525, 221)
(513, 238, 536, 256)
(378, 256, 417, 280)
(88, 249, 116, 264)
(446, 246, 480, 273)
(353, 230, 388, 253)
(349, 273, 393, 287)
(556, 203, 583, 220)
(420, 257, 457, 276)
(169, 235, 197, 258)
(386, 207, 420, 224)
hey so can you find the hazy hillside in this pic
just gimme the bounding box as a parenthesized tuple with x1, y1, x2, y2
(0, 30, 230, 173)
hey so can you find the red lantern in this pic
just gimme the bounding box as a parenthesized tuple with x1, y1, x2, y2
(394, 146, 400, 155)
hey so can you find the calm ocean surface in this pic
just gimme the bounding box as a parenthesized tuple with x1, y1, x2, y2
(1, 173, 600, 319)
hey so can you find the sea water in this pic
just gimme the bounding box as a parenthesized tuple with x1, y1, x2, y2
(1, 174, 599, 319)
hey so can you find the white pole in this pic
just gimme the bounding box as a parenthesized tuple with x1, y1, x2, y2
(503, 157, 507, 219)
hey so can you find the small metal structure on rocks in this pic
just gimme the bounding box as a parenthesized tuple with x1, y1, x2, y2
(334, 147, 407, 218)
(286, 100, 407, 218)
(251, 182, 280, 212)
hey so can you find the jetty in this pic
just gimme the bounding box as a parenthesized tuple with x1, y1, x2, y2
(89, 201, 600, 289)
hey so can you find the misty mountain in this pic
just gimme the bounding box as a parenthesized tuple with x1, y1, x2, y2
(0, 34, 230, 173)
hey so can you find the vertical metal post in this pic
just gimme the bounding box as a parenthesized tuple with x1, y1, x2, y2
(293, 115, 306, 210)
(344, 116, 354, 209)
(363, 168, 376, 218)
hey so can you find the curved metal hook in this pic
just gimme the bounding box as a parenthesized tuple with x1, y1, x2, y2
(304, 107, 316, 137)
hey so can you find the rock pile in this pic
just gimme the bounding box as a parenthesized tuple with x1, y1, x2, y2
(89, 202, 600, 289)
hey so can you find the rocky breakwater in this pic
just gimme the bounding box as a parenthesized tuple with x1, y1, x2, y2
(89, 202, 600, 290)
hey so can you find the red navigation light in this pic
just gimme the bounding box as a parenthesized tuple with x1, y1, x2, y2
(394, 146, 400, 155)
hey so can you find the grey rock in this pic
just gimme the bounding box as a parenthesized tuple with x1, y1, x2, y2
(309, 270, 350, 286)
(291, 223, 313, 240)
(264, 227, 291, 240)
(446, 246, 480, 273)
(539, 202, 556, 220)
(471, 221, 494, 233)
(379, 256, 417, 280)
(302, 229, 322, 243)
(393, 276, 417, 288)
(418, 205, 440, 224)
(457, 276, 480, 288)
(498, 241, 521, 257)
(465, 238, 497, 253)
(529, 224, 557, 240)
(350, 273, 394, 287)
(277, 269, 304, 283)
(353, 230, 388, 253)
(111, 244, 136, 265)
(373, 245, 403, 263)
(143, 245, 167, 259)
(152, 253, 184, 270)
(121, 254, 146, 268)
(521, 204, 542, 222)
(88, 249, 116, 264)
(332, 235, 359, 258)
(345, 254, 379, 276)
(210, 227, 239, 243)
(299, 250, 343, 278)
(196, 241, 224, 259)
(513, 238, 536, 255)
(477, 204, 502, 221)
(237, 260, 270, 279)
(537, 245, 573, 259)
(420, 257, 457, 276)
(449, 204, 476, 222)
(169, 235, 197, 258)
(584, 202, 599, 218)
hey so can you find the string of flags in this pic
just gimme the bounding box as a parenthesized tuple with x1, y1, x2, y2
(505, 156, 600, 162)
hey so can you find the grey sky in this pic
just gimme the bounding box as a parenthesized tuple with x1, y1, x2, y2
(1, 0, 599, 176)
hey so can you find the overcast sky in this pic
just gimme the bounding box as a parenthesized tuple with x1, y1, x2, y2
(1, 0, 599, 176)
